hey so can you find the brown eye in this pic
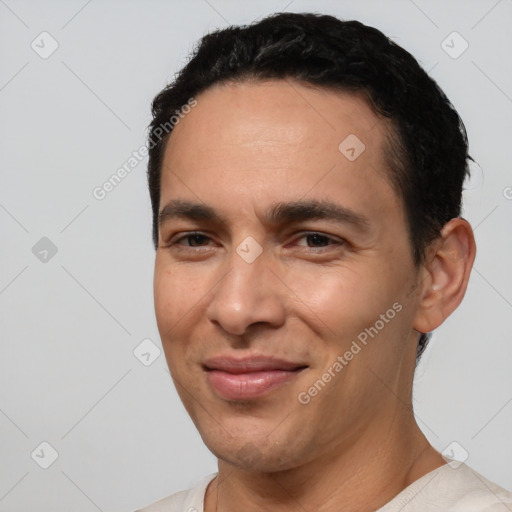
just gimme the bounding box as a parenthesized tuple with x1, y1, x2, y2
(174, 232, 212, 247)
(186, 234, 209, 246)
(294, 232, 343, 249)
(305, 233, 330, 247)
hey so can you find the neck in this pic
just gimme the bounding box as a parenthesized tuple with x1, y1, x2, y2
(204, 414, 445, 512)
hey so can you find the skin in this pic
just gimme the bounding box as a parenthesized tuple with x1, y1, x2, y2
(153, 80, 476, 511)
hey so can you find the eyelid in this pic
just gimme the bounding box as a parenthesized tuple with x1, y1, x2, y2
(290, 231, 345, 248)
(171, 231, 215, 246)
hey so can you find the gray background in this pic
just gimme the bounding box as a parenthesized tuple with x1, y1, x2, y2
(1, 0, 511, 510)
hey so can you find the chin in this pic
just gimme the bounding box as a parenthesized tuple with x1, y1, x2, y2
(204, 433, 307, 473)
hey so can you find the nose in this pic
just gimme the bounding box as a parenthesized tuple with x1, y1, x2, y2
(205, 245, 286, 337)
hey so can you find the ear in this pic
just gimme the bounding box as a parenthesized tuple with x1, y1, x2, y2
(413, 218, 476, 334)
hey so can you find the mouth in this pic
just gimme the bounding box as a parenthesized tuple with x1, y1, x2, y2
(203, 356, 308, 400)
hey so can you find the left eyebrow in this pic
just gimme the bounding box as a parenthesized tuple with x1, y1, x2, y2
(266, 199, 372, 233)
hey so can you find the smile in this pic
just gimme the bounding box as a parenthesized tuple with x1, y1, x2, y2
(203, 356, 307, 400)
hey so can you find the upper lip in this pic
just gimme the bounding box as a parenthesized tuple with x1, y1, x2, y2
(203, 355, 307, 374)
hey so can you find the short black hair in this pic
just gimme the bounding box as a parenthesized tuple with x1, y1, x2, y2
(147, 12, 472, 360)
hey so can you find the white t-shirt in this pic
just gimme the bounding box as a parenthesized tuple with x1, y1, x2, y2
(137, 461, 512, 511)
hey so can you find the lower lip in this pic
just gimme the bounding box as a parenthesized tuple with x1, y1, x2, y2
(206, 369, 302, 400)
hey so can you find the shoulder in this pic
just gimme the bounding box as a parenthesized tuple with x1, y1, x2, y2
(379, 462, 512, 512)
(135, 489, 189, 512)
(447, 463, 512, 511)
(135, 473, 217, 512)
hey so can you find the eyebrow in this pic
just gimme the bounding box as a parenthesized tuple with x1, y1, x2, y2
(158, 199, 372, 232)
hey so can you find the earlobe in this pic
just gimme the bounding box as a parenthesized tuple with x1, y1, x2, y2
(413, 218, 476, 335)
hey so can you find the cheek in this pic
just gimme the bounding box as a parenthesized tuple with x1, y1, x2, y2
(153, 265, 173, 329)
(291, 266, 386, 336)
(290, 263, 410, 370)
(153, 262, 199, 334)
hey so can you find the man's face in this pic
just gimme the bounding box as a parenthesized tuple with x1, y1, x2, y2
(154, 80, 423, 471)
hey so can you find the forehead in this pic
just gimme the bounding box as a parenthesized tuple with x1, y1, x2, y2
(166, 79, 389, 162)
(160, 79, 403, 230)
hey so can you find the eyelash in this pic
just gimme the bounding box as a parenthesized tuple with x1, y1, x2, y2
(170, 231, 344, 251)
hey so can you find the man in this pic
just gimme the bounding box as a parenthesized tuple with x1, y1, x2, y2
(139, 12, 512, 512)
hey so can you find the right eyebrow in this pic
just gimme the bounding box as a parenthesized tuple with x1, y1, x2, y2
(158, 199, 226, 227)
